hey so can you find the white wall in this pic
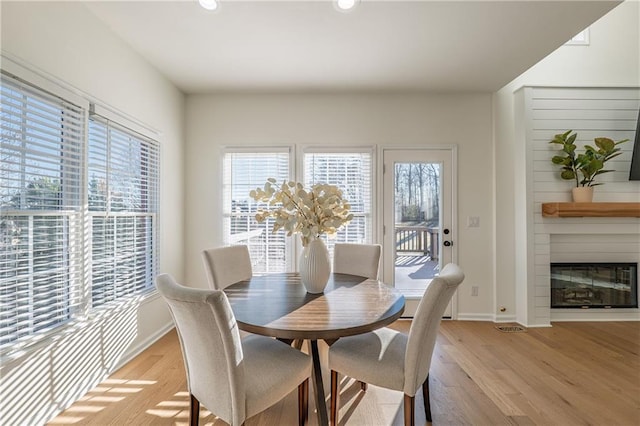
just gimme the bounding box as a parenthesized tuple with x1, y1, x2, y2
(185, 93, 495, 318)
(0, 2, 184, 424)
(494, 0, 640, 325)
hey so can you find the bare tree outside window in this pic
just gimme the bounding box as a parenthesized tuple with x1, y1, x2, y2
(395, 163, 439, 225)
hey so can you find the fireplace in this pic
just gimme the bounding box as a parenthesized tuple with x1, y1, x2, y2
(550, 263, 638, 309)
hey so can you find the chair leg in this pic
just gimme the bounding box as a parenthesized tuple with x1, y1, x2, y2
(330, 370, 339, 426)
(423, 374, 432, 422)
(298, 378, 309, 425)
(189, 393, 200, 426)
(359, 381, 368, 391)
(403, 394, 415, 426)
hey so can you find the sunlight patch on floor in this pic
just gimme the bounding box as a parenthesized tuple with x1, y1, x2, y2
(48, 416, 85, 424)
(64, 405, 105, 413)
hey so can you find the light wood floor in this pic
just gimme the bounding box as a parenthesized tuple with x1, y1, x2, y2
(48, 321, 640, 426)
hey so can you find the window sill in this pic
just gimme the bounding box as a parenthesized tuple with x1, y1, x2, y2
(0, 290, 160, 364)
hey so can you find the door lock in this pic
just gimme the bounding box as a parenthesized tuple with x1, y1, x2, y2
(443, 240, 452, 247)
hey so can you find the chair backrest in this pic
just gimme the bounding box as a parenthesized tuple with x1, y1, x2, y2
(333, 243, 382, 280)
(403, 263, 464, 395)
(156, 274, 247, 426)
(202, 245, 253, 290)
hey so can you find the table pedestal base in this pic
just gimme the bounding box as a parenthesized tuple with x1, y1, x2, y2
(310, 340, 329, 426)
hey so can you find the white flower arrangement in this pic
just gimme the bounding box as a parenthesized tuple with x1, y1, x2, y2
(250, 178, 353, 247)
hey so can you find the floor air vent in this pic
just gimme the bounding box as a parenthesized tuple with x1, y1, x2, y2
(495, 325, 527, 333)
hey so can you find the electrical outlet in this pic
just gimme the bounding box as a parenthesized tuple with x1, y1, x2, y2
(471, 286, 479, 296)
(467, 216, 480, 228)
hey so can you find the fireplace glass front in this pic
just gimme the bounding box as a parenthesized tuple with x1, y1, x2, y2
(550, 263, 638, 309)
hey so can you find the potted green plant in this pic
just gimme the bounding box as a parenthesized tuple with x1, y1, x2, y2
(549, 130, 628, 202)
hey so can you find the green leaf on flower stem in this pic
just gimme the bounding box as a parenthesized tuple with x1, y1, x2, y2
(560, 170, 575, 180)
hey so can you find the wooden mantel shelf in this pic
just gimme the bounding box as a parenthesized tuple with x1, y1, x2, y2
(542, 202, 640, 218)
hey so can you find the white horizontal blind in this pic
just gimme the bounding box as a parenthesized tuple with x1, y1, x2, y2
(0, 72, 85, 348)
(88, 115, 159, 307)
(223, 150, 290, 273)
(303, 150, 373, 255)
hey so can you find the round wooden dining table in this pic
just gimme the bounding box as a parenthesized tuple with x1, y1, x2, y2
(225, 272, 405, 426)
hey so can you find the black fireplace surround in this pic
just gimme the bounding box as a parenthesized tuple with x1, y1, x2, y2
(550, 263, 638, 309)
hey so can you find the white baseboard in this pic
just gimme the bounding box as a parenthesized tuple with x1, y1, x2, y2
(403, 311, 639, 325)
(493, 314, 517, 323)
(523, 323, 553, 328)
(551, 308, 640, 322)
(448, 314, 548, 327)
(455, 313, 495, 321)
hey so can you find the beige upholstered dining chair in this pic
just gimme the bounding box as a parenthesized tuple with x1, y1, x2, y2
(156, 274, 311, 426)
(202, 245, 252, 290)
(333, 243, 382, 280)
(328, 263, 465, 426)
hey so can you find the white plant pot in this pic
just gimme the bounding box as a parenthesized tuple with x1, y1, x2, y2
(572, 186, 594, 203)
(299, 238, 331, 294)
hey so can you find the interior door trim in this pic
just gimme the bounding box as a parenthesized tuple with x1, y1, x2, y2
(378, 145, 459, 319)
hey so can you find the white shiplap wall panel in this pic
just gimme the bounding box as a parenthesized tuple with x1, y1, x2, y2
(532, 149, 635, 162)
(531, 87, 640, 99)
(535, 286, 550, 298)
(534, 233, 550, 245)
(532, 98, 640, 110)
(533, 182, 640, 198)
(523, 86, 640, 325)
(535, 220, 640, 232)
(551, 242, 640, 255)
(533, 109, 639, 120)
(533, 119, 634, 131)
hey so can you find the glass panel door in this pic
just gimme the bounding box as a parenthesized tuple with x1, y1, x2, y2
(382, 149, 455, 317)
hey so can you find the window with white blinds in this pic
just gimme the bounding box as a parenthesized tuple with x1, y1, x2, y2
(222, 147, 374, 273)
(1, 73, 85, 348)
(303, 150, 373, 255)
(0, 69, 160, 351)
(223, 150, 290, 273)
(88, 116, 159, 307)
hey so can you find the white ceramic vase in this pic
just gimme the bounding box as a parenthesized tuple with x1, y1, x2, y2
(572, 186, 594, 203)
(299, 238, 331, 294)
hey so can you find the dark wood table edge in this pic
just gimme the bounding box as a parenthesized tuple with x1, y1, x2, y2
(226, 274, 406, 426)
(305, 303, 404, 426)
(235, 297, 406, 341)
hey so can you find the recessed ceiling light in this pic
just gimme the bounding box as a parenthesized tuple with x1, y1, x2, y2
(199, 0, 218, 11)
(335, 0, 358, 12)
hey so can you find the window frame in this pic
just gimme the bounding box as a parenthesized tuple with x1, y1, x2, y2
(1, 69, 88, 351)
(87, 111, 160, 308)
(221, 144, 377, 273)
(299, 145, 376, 257)
(0, 59, 160, 355)
(221, 146, 296, 272)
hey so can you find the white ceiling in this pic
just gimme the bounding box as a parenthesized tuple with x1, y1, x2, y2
(84, 0, 621, 94)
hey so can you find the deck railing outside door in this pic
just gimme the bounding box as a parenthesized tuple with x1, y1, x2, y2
(395, 225, 438, 260)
